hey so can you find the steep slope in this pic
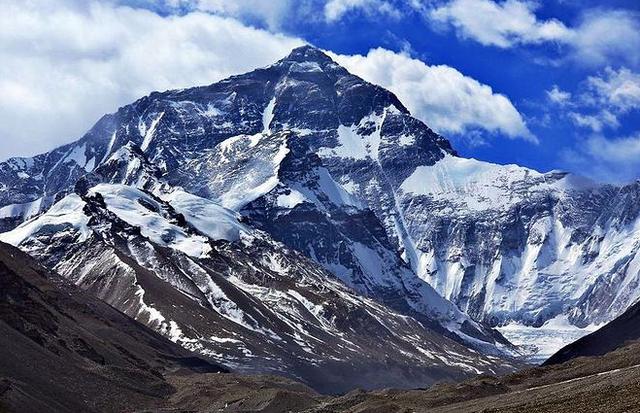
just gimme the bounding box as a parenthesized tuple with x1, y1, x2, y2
(2, 45, 639, 361)
(0, 241, 226, 413)
(0, 178, 517, 393)
(397, 155, 640, 359)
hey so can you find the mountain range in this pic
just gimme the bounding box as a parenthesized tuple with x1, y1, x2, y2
(1, 45, 640, 392)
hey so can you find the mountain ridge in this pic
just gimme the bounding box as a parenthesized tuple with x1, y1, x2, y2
(1, 45, 640, 364)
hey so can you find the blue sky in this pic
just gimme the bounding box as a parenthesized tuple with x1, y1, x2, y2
(1, 0, 639, 183)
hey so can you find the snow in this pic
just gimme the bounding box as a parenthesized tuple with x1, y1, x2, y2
(6, 157, 34, 171)
(287, 289, 326, 324)
(218, 137, 290, 211)
(100, 131, 117, 164)
(85, 157, 96, 172)
(352, 242, 385, 284)
(209, 336, 244, 344)
(89, 184, 211, 258)
(316, 168, 361, 208)
(207, 275, 281, 339)
(289, 127, 314, 137)
(289, 61, 323, 73)
(135, 286, 166, 325)
(272, 169, 361, 212)
(0, 194, 91, 246)
(276, 190, 306, 209)
(0, 197, 46, 219)
(497, 315, 601, 363)
(227, 175, 279, 211)
(202, 104, 222, 118)
(341, 180, 359, 195)
(319, 125, 368, 160)
(400, 154, 545, 211)
(140, 112, 165, 152)
(134, 284, 187, 344)
(160, 190, 248, 241)
(66, 144, 86, 166)
(167, 321, 186, 343)
(317, 111, 385, 161)
(262, 98, 276, 133)
(398, 134, 415, 146)
(65, 143, 94, 171)
(218, 134, 246, 156)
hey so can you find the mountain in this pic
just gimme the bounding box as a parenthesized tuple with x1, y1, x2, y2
(0, 173, 517, 392)
(0, 241, 227, 413)
(0, 47, 462, 337)
(397, 158, 640, 356)
(1, 45, 639, 363)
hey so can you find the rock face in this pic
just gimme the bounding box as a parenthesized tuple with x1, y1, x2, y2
(398, 157, 640, 329)
(1, 45, 639, 363)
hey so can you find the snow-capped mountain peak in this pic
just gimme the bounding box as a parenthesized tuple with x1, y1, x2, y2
(1, 46, 640, 366)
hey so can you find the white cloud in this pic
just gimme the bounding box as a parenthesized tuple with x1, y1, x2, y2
(0, 1, 533, 161)
(566, 67, 640, 132)
(562, 133, 640, 183)
(569, 111, 618, 133)
(569, 10, 640, 68)
(333, 48, 535, 141)
(429, 0, 571, 48)
(324, 0, 400, 22)
(0, 0, 303, 161)
(428, 0, 640, 67)
(161, 0, 401, 27)
(165, 0, 295, 30)
(546, 85, 571, 105)
(585, 67, 640, 113)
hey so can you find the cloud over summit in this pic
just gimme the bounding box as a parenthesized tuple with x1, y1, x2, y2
(0, 0, 532, 160)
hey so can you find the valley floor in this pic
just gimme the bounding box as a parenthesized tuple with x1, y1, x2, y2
(127, 340, 640, 413)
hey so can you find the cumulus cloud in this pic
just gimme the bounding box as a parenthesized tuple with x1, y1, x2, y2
(332, 48, 535, 141)
(430, 0, 570, 48)
(428, 0, 640, 67)
(562, 133, 640, 183)
(0, 1, 532, 161)
(0, 0, 303, 160)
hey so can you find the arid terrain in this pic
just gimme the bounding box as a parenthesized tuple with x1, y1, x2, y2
(136, 340, 640, 413)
